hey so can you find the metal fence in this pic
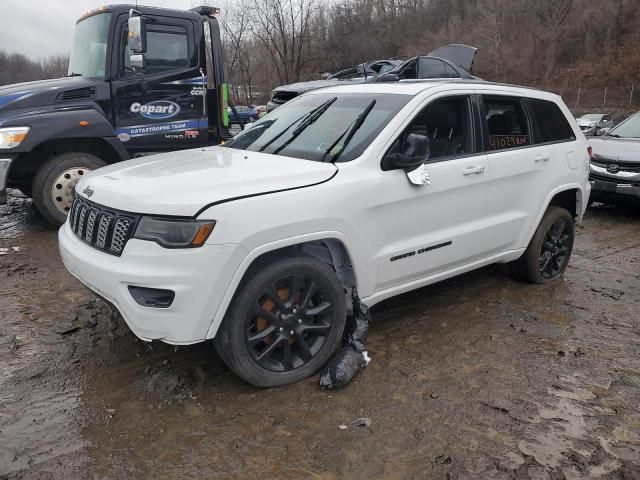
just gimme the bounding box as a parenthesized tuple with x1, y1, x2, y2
(539, 85, 639, 112)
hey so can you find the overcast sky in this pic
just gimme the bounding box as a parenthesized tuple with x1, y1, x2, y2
(0, 0, 202, 58)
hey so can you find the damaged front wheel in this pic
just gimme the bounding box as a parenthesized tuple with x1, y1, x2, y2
(214, 256, 346, 387)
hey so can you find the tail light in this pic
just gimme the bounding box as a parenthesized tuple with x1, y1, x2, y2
(587, 146, 593, 158)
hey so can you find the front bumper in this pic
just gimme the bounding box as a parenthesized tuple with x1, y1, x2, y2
(589, 165, 640, 200)
(0, 157, 14, 204)
(58, 221, 247, 344)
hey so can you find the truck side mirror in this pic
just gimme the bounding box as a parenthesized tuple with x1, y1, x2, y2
(128, 11, 147, 54)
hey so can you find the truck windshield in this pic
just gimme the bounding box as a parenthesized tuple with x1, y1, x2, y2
(223, 93, 410, 162)
(67, 13, 112, 79)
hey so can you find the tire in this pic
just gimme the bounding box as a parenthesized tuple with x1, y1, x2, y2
(510, 206, 575, 284)
(214, 256, 347, 387)
(32, 153, 107, 226)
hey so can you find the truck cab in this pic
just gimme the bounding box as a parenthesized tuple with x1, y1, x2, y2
(0, 4, 229, 225)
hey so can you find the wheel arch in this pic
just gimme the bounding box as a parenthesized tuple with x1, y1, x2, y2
(8, 137, 128, 187)
(205, 233, 359, 339)
(522, 184, 586, 249)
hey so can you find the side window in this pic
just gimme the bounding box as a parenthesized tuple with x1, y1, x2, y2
(123, 24, 192, 76)
(527, 98, 575, 144)
(483, 96, 530, 151)
(603, 115, 611, 122)
(388, 96, 473, 161)
(418, 58, 459, 79)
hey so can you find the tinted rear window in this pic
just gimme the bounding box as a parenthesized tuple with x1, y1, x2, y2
(528, 99, 575, 143)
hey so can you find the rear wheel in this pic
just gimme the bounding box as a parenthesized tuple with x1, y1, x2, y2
(32, 153, 106, 226)
(510, 206, 575, 283)
(214, 256, 346, 387)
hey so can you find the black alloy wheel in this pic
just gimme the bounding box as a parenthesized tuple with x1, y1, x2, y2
(539, 217, 572, 279)
(510, 206, 575, 284)
(247, 274, 333, 372)
(214, 256, 346, 387)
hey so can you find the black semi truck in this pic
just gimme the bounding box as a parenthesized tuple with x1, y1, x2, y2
(0, 4, 231, 225)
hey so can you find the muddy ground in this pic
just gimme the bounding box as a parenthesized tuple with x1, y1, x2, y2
(1, 190, 639, 480)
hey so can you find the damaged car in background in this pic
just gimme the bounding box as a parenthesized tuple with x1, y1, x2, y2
(267, 59, 401, 112)
(267, 44, 478, 111)
(59, 80, 590, 388)
(576, 113, 614, 136)
(589, 111, 640, 204)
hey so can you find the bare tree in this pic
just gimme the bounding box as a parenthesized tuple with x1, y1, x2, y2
(244, 0, 318, 85)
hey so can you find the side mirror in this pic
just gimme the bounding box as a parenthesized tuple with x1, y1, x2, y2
(382, 133, 431, 185)
(128, 11, 147, 54)
(130, 54, 146, 70)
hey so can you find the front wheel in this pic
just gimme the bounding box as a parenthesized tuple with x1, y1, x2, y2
(214, 256, 347, 387)
(510, 206, 575, 283)
(32, 153, 107, 226)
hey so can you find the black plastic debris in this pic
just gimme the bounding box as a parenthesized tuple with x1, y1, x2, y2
(320, 289, 372, 389)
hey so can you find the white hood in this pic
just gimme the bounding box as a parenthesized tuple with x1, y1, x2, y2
(76, 146, 337, 217)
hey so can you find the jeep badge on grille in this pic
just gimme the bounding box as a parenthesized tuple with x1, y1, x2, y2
(83, 186, 94, 197)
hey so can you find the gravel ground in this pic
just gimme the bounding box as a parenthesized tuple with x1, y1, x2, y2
(1, 190, 639, 479)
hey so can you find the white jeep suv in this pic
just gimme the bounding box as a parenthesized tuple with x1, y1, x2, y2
(59, 81, 591, 387)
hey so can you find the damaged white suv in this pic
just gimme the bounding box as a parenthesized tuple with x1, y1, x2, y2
(59, 81, 591, 387)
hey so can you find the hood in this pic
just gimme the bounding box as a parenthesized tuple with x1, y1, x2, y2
(428, 44, 477, 72)
(273, 78, 361, 95)
(76, 146, 338, 217)
(0, 76, 100, 115)
(590, 136, 640, 162)
(577, 118, 597, 127)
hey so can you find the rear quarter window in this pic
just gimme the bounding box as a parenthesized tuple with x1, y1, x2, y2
(527, 98, 575, 144)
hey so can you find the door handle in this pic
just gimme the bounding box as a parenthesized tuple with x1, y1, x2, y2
(534, 153, 551, 163)
(462, 166, 485, 175)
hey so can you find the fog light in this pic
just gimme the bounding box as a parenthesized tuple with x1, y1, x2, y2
(128, 286, 175, 308)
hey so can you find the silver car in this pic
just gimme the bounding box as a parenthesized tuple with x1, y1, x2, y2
(589, 112, 640, 204)
(576, 113, 613, 136)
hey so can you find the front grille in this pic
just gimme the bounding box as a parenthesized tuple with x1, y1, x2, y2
(592, 157, 640, 173)
(69, 196, 139, 256)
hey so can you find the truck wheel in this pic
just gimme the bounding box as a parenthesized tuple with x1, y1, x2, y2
(214, 256, 347, 387)
(32, 153, 107, 226)
(510, 206, 575, 284)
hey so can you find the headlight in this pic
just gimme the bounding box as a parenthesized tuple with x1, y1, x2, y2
(0, 127, 30, 149)
(134, 217, 215, 248)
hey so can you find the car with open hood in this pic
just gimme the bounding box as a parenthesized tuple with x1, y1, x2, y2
(589, 112, 640, 204)
(59, 80, 590, 387)
(266, 44, 477, 112)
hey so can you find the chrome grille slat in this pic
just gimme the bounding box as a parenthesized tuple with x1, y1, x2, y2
(85, 209, 98, 243)
(109, 218, 131, 253)
(68, 196, 138, 256)
(77, 205, 89, 238)
(95, 213, 113, 249)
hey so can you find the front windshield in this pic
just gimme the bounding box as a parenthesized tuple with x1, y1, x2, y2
(608, 114, 640, 138)
(580, 114, 602, 121)
(67, 13, 112, 79)
(224, 93, 411, 162)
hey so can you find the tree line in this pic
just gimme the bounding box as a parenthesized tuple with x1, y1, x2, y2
(221, 0, 640, 104)
(0, 51, 69, 86)
(1, 0, 638, 107)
